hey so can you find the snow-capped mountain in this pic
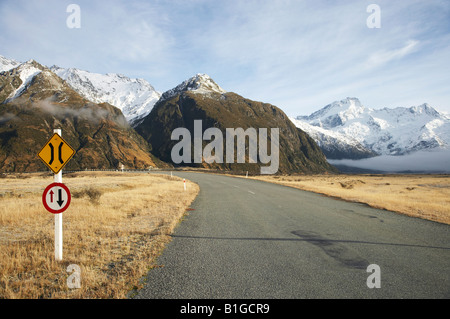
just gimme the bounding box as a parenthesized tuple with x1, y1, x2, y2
(160, 73, 226, 102)
(2, 59, 44, 102)
(50, 66, 161, 126)
(1, 55, 161, 126)
(0, 55, 20, 73)
(291, 98, 450, 159)
(0, 57, 164, 172)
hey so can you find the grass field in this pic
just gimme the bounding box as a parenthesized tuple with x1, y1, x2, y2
(2, 170, 448, 299)
(0, 171, 199, 299)
(247, 174, 450, 225)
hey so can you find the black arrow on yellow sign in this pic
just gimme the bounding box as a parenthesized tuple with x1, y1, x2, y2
(58, 142, 64, 164)
(48, 142, 65, 165)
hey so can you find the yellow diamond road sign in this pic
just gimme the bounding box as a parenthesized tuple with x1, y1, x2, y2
(38, 133, 75, 174)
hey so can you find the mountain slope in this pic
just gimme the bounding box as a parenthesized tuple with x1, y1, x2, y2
(0, 60, 165, 172)
(291, 98, 450, 159)
(135, 74, 336, 174)
(50, 66, 161, 126)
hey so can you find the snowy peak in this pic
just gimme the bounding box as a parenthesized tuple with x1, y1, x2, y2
(187, 73, 226, 94)
(1, 59, 45, 102)
(297, 97, 366, 129)
(407, 103, 441, 117)
(160, 73, 226, 101)
(0, 55, 21, 73)
(50, 66, 161, 125)
(301, 97, 363, 119)
(292, 98, 450, 159)
(1, 55, 162, 126)
(0, 59, 88, 106)
(11, 59, 45, 73)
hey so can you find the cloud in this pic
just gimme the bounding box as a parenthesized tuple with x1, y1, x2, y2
(181, 1, 450, 115)
(0, 113, 17, 124)
(366, 40, 419, 68)
(1, 0, 449, 116)
(33, 99, 118, 125)
(328, 150, 450, 173)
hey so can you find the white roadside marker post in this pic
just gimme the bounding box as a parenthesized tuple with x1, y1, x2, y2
(54, 129, 63, 261)
(184, 178, 186, 191)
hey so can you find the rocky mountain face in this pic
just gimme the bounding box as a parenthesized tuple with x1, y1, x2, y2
(135, 74, 337, 174)
(0, 59, 165, 172)
(291, 98, 450, 159)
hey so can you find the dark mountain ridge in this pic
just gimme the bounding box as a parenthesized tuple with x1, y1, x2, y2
(135, 75, 337, 175)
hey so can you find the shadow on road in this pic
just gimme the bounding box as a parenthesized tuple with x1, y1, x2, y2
(170, 233, 450, 251)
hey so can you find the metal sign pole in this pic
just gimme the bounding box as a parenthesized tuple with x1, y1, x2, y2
(54, 129, 63, 261)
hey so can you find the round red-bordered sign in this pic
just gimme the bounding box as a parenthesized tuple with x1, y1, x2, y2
(42, 183, 71, 214)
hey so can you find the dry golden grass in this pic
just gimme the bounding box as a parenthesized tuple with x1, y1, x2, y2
(0, 171, 199, 299)
(245, 174, 450, 225)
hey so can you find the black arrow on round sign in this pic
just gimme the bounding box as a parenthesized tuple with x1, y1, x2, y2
(57, 188, 64, 207)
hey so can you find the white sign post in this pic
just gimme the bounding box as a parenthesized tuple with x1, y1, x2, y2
(54, 129, 63, 261)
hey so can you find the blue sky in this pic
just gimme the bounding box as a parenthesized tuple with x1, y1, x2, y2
(0, 0, 449, 116)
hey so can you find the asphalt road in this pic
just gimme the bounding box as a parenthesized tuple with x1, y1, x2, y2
(134, 172, 450, 299)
